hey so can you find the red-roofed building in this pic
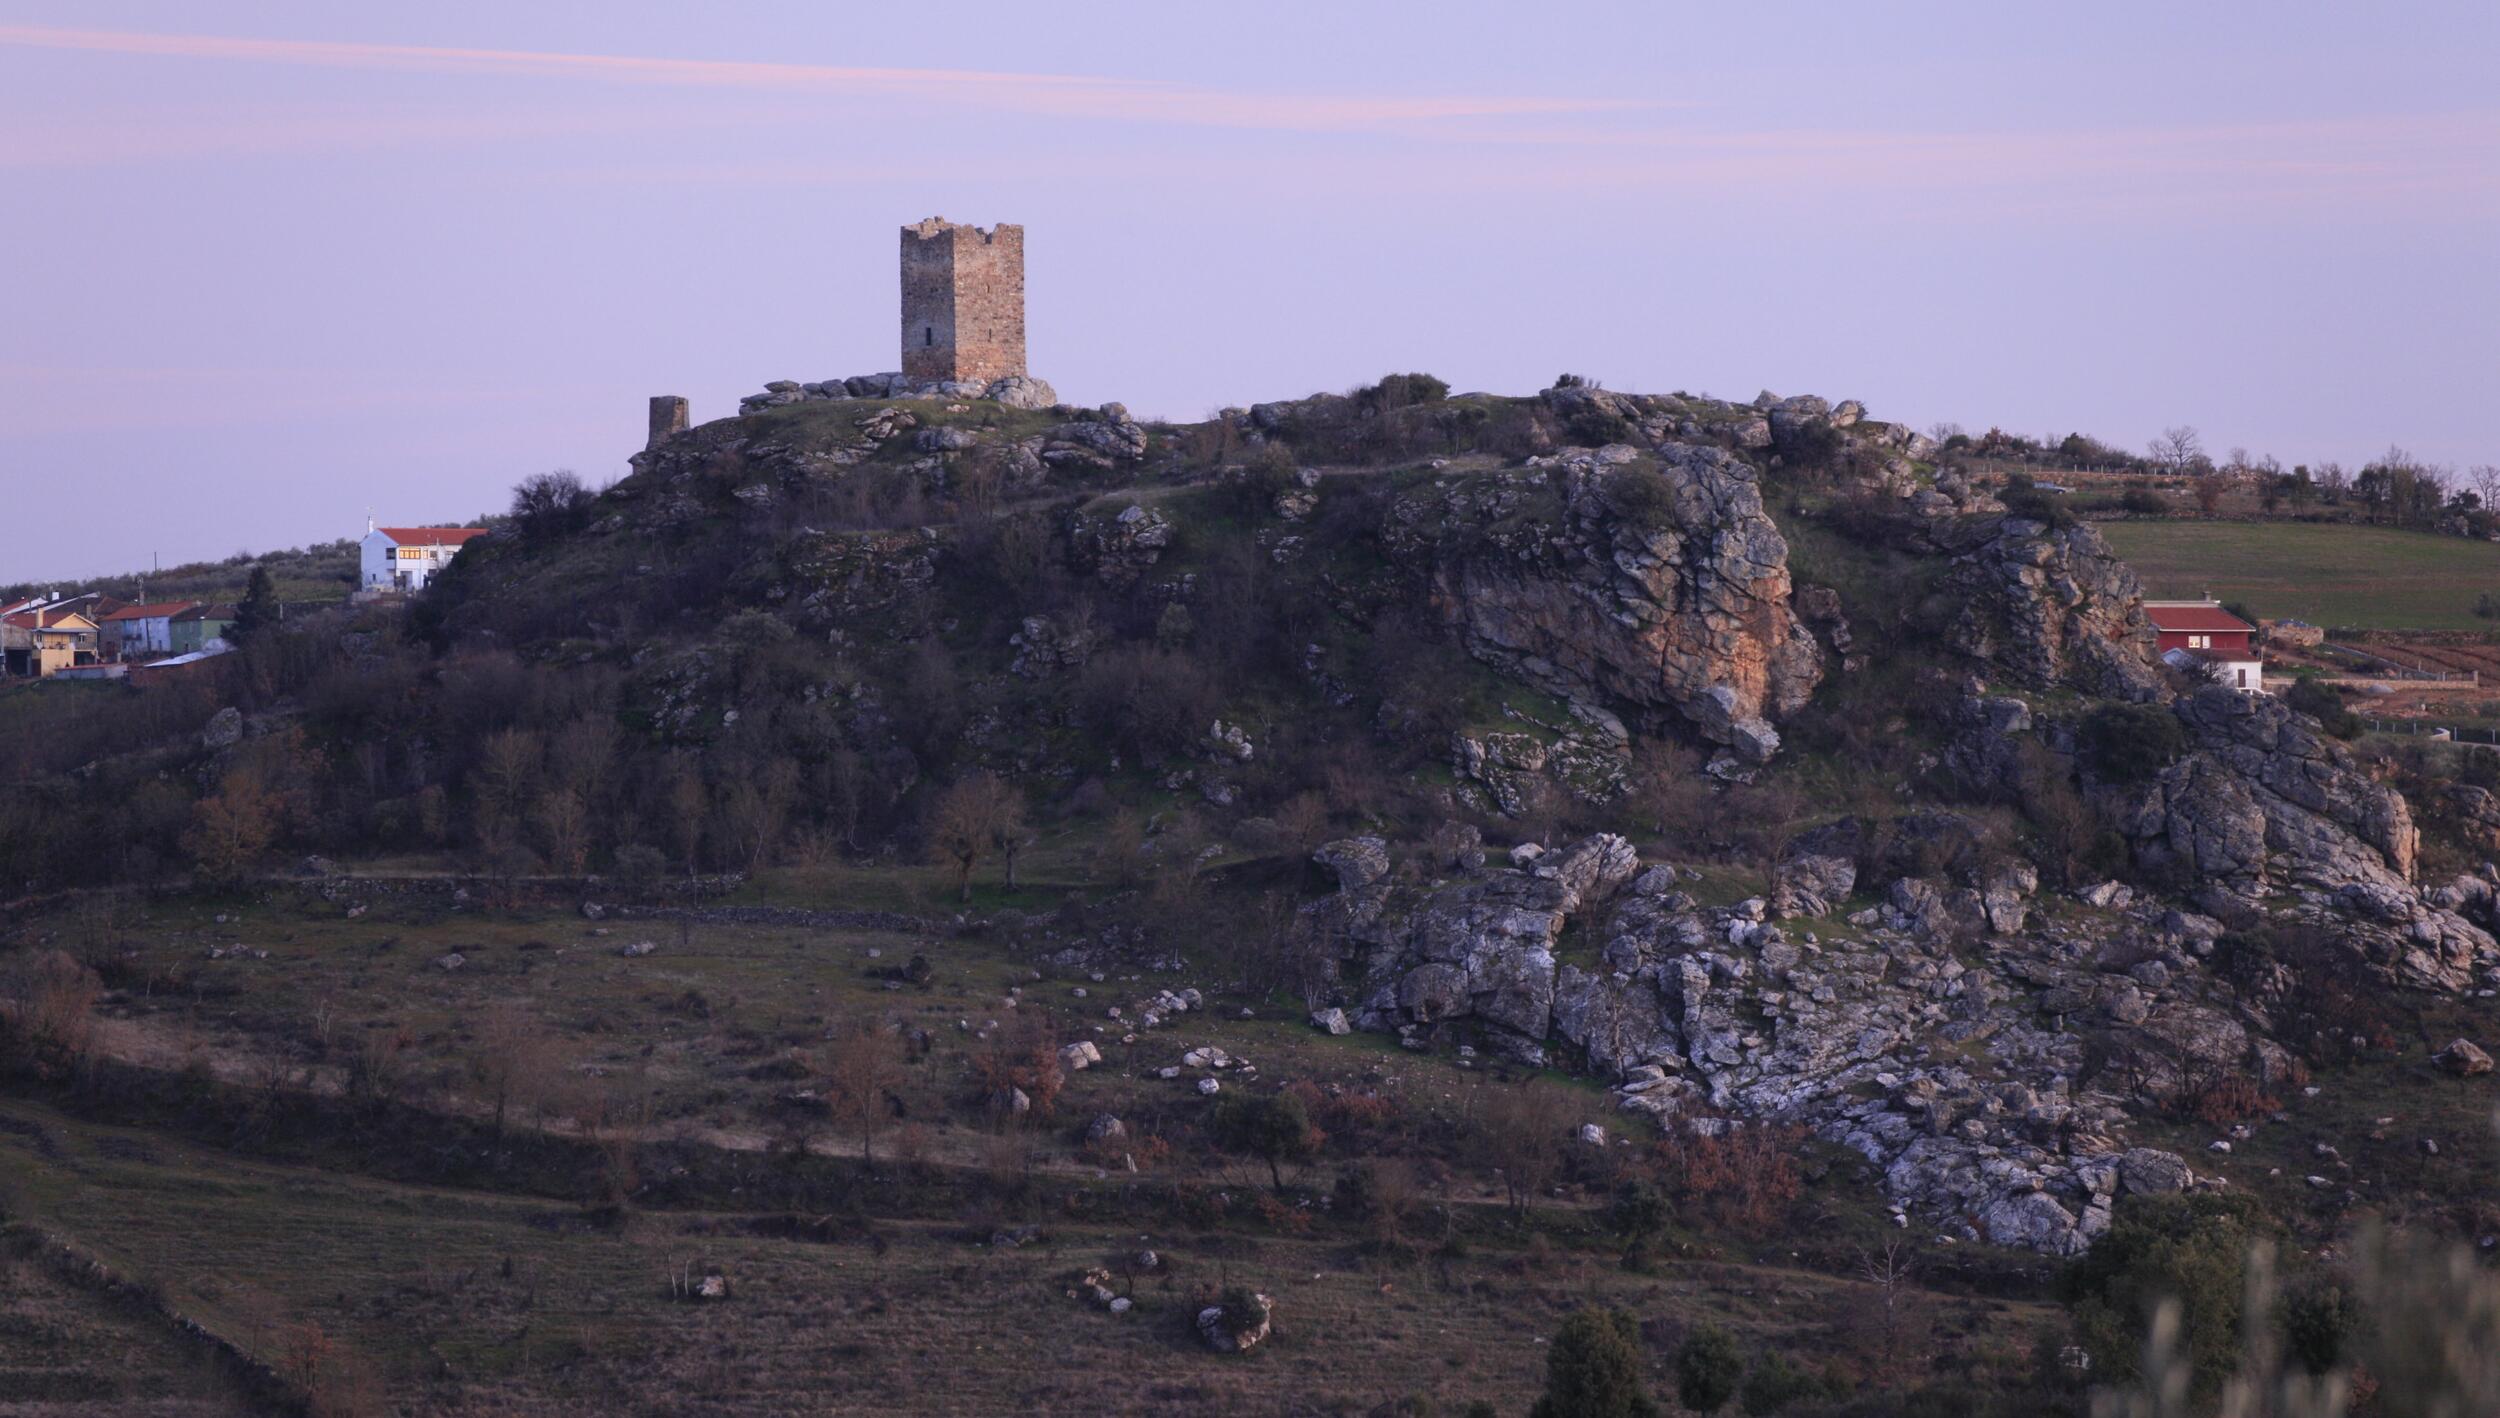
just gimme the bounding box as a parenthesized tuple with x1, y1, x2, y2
(100, 601, 201, 658)
(361, 521, 489, 594)
(2145, 599, 2266, 692)
(2, 606, 100, 678)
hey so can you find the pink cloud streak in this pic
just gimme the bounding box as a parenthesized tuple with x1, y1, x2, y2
(0, 24, 1645, 133)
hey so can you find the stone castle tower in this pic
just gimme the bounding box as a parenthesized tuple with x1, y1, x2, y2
(900, 217, 1025, 384)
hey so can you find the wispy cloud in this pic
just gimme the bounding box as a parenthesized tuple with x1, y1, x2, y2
(3, 24, 2490, 222)
(0, 105, 709, 169)
(0, 24, 1643, 134)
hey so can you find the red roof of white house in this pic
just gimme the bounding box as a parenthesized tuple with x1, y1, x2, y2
(2143, 602, 2253, 634)
(376, 526, 488, 548)
(101, 602, 201, 622)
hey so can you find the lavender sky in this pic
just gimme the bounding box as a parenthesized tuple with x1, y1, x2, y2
(3, 2, 2495, 583)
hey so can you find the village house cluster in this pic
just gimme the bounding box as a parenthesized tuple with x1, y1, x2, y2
(0, 591, 235, 681)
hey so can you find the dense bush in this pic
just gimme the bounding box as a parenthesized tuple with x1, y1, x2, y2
(2062, 1192, 2269, 1396)
(1566, 407, 1637, 446)
(2077, 703, 2186, 782)
(1675, 1322, 1744, 1415)
(1366, 372, 1451, 410)
(1740, 1351, 1844, 1415)
(2283, 676, 2358, 737)
(1778, 419, 1843, 472)
(1608, 465, 1676, 530)
(1997, 474, 2077, 528)
(1534, 1307, 1656, 1418)
(510, 470, 597, 542)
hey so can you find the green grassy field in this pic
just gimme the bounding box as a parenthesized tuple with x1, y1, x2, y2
(2098, 520, 2500, 630)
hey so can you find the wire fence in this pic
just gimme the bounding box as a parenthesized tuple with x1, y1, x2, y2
(2323, 642, 2482, 683)
(2362, 717, 2500, 745)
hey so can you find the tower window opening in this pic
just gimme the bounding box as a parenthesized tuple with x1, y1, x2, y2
(925, 327, 933, 346)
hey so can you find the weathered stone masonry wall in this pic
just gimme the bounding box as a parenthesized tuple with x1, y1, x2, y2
(900, 217, 1025, 384)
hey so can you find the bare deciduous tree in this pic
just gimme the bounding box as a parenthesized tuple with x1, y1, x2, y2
(929, 772, 1027, 901)
(470, 999, 557, 1141)
(1858, 1239, 1919, 1379)
(821, 1022, 907, 1167)
(1472, 1080, 1567, 1217)
(2147, 425, 2204, 474)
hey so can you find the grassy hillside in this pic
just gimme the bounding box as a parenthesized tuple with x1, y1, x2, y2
(2, 538, 361, 609)
(2099, 520, 2500, 630)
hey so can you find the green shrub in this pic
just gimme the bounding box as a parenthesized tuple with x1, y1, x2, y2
(1739, 1351, 1842, 1415)
(1568, 408, 1637, 447)
(2121, 487, 2167, 515)
(1999, 474, 2077, 528)
(1533, 1307, 1656, 1418)
(1368, 372, 1450, 410)
(1674, 1322, 1744, 1415)
(2062, 1192, 2269, 1397)
(1779, 420, 1843, 472)
(2077, 703, 2186, 782)
(2283, 677, 2357, 738)
(1213, 1092, 1321, 1192)
(2278, 1281, 2360, 1376)
(1607, 1179, 1672, 1240)
(1608, 466, 1677, 530)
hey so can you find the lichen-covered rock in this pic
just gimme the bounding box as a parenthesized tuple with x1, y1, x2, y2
(1008, 613, 1092, 678)
(2436, 1038, 2494, 1076)
(1042, 407, 1149, 470)
(787, 529, 941, 636)
(2120, 688, 2431, 924)
(1770, 834, 1857, 920)
(1197, 1293, 1273, 1353)
(1944, 518, 2164, 700)
(1313, 837, 1390, 891)
(983, 374, 1058, 409)
(1355, 833, 1639, 1042)
(1388, 444, 1821, 763)
(1067, 502, 1171, 586)
(201, 705, 243, 749)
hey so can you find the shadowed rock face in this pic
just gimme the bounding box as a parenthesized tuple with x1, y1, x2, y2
(1391, 443, 1822, 764)
(1945, 516, 2164, 701)
(2121, 687, 2418, 897)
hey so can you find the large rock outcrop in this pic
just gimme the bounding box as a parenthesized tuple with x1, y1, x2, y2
(2111, 687, 2492, 988)
(1386, 444, 1822, 763)
(1942, 517, 2163, 700)
(1314, 833, 2211, 1255)
(2119, 687, 2416, 897)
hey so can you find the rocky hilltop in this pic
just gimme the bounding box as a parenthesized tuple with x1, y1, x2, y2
(291, 374, 2500, 1251)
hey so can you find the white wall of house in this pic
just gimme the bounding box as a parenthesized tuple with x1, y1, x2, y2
(123, 615, 175, 655)
(360, 531, 400, 590)
(361, 532, 473, 592)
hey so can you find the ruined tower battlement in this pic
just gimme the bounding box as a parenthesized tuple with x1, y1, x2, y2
(900, 217, 1025, 385)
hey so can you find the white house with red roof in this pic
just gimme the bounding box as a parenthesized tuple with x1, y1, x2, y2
(360, 521, 489, 594)
(2144, 599, 2265, 692)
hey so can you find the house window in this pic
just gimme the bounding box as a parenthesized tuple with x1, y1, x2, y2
(2188, 634, 2211, 649)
